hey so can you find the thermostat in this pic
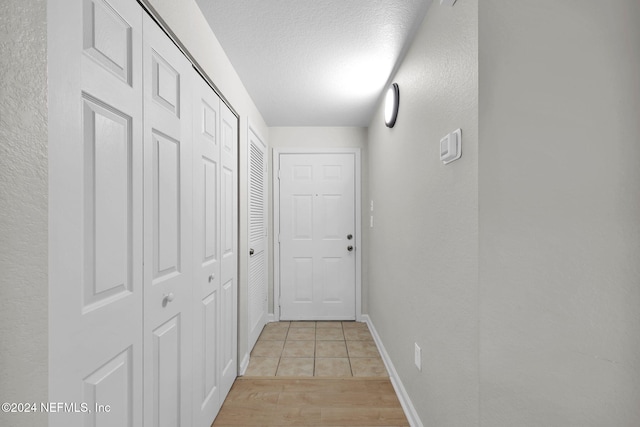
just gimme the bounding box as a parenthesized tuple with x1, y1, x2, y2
(440, 129, 462, 164)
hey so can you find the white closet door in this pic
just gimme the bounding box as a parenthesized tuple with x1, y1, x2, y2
(49, 0, 144, 426)
(248, 126, 268, 350)
(142, 14, 193, 427)
(192, 74, 222, 426)
(219, 103, 238, 398)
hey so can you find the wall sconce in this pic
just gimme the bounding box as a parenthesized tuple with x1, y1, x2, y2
(384, 83, 399, 128)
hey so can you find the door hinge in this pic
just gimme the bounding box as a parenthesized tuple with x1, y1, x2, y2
(277, 169, 281, 180)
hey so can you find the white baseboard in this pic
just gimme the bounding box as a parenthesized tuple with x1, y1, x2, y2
(239, 352, 250, 376)
(267, 313, 275, 323)
(362, 314, 424, 427)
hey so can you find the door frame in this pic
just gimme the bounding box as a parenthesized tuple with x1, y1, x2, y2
(273, 148, 362, 322)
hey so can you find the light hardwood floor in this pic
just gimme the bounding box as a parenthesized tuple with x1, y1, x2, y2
(211, 377, 409, 426)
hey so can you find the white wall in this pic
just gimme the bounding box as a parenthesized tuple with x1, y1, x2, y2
(479, 1, 640, 425)
(0, 1, 48, 426)
(367, 1, 479, 425)
(268, 127, 369, 315)
(143, 0, 269, 362)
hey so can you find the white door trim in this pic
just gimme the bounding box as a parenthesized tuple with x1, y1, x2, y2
(273, 147, 362, 322)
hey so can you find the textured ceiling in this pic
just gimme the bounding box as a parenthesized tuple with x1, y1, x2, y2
(195, 0, 432, 126)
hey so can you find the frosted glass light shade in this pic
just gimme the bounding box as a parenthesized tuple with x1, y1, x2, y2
(384, 83, 399, 128)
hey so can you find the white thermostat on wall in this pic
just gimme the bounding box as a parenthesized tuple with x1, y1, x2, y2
(440, 128, 462, 165)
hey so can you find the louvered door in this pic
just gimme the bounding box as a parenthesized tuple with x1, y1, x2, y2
(247, 126, 268, 350)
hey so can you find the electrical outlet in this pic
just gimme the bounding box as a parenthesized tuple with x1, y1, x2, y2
(414, 343, 422, 371)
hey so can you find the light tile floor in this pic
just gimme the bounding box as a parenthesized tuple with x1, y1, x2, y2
(245, 321, 388, 377)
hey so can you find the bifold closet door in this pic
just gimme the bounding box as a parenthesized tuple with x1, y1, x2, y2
(51, 2, 238, 426)
(192, 74, 222, 425)
(49, 0, 144, 425)
(192, 73, 239, 425)
(142, 13, 194, 427)
(219, 101, 239, 400)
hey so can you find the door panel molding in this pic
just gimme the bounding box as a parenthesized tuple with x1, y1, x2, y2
(273, 148, 362, 321)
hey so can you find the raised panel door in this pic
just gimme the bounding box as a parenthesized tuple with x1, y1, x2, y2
(219, 103, 238, 399)
(49, 0, 144, 425)
(192, 74, 222, 426)
(278, 153, 356, 320)
(142, 13, 193, 427)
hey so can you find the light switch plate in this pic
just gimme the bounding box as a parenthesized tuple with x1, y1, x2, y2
(414, 343, 422, 371)
(440, 128, 462, 164)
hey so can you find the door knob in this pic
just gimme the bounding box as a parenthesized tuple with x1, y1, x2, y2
(163, 292, 175, 305)
(347, 234, 353, 240)
(208, 274, 215, 283)
(249, 248, 255, 256)
(347, 245, 354, 252)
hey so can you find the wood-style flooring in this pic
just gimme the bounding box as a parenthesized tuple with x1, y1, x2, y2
(212, 377, 409, 426)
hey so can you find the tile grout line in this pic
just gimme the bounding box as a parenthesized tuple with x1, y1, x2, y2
(274, 324, 288, 376)
(313, 325, 317, 377)
(344, 322, 354, 376)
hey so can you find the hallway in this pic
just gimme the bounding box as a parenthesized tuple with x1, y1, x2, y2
(3, 0, 640, 426)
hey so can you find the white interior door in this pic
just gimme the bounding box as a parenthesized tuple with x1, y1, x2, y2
(142, 13, 193, 427)
(278, 153, 357, 320)
(247, 126, 268, 350)
(51, 3, 238, 427)
(49, 0, 144, 425)
(219, 102, 238, 398)
(192, 74, 222, 426)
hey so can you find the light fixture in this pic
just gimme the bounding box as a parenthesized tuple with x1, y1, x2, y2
(384, 83, 399, 128)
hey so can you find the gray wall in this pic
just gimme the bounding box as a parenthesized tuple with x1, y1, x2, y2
(367, 1, 479, 425)
(479, 1, 640, 425)
(0, 1, 49, 426)
(268, 127, 369, 315)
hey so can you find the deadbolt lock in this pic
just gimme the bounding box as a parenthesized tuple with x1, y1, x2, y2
(347, 234, 353, 240)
